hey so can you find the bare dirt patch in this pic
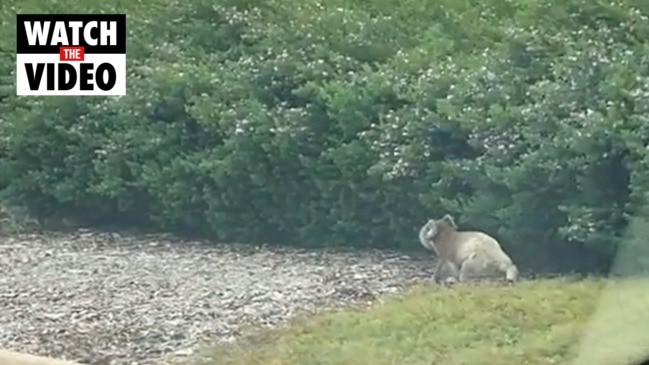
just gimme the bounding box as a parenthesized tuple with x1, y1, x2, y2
(0, 230, 436, 364)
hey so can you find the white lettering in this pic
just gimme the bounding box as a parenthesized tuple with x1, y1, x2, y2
(84, 21, 97, 46)
(100, 21, 117, 46)
(50, 22, 69, 46)
(23, 21, 50, 46)
(67, 21, 83, 45)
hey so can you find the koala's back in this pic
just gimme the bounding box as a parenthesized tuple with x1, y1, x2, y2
(453, 231, 512, 264)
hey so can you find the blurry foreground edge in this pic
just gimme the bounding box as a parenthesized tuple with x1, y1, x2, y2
(0, 349, 85, 365)
(570, 209, 649, 365)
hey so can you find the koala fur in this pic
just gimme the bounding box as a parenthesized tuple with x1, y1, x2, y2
(419, 214, 519, 284)
(0, 350, 85, 365)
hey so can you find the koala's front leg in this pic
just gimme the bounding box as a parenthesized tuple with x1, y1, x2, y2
(434, 259, 459, 285)
(433, 260, 443, 284)
(433, 260, 445, 284)
(446, 261, 460, 284)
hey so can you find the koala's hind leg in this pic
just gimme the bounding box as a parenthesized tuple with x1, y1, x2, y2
(502, 264, 519, 283)
(458, 253, 488, 283)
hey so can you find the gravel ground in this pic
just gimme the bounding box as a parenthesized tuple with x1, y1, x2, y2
(0, 230, 438, 365)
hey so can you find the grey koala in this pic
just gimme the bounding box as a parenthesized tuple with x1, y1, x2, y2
(419, 214, 519, 284)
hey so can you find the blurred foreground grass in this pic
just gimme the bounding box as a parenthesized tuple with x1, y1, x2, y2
(183, 278, 649, 365)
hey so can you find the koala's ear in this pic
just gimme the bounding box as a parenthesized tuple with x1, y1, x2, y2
(439, 214, 457, 228)
(438, 214, 451, 223)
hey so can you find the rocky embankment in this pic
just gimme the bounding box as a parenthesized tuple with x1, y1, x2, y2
(0, 230, 437, 364)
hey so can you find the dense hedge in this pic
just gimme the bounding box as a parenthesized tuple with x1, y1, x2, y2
(2, 0, 649, 274)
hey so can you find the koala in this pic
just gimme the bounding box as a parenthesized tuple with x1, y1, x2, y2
(0, 349, 84, 365)
(419, 214, 519, 284)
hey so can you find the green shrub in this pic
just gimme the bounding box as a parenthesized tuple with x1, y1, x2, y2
(2, 0, 649, 273)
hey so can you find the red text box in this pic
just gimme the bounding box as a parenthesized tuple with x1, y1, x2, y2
(59, 46, 85, 61)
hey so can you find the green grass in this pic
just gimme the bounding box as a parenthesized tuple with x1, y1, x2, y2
(182, 277, 649, 365)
